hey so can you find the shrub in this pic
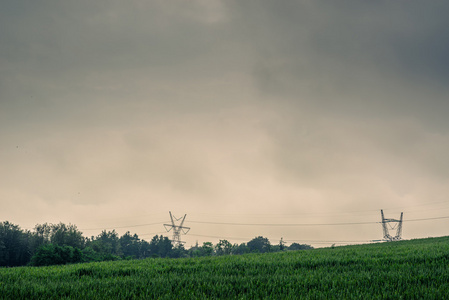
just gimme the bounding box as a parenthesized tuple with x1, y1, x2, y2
(30, 244, 83, 266)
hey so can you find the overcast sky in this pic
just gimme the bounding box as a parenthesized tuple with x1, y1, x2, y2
(1, 0, 449, 247)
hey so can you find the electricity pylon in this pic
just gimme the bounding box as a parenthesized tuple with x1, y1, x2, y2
(380, 209, 403, 241)
(164, 211, 190, 247)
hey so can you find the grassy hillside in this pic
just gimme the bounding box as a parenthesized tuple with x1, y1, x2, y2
(1, 236, 449, 299)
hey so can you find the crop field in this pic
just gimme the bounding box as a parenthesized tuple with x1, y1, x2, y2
(1, 236, 449, 299)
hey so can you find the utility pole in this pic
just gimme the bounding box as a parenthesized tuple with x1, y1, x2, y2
(380, 209, 403, 241)
(164, 211, 190, 247)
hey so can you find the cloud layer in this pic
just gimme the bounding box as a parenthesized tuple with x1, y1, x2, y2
(1, 1, 449, 246)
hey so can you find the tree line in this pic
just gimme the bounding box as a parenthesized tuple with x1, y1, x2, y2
(0, 221, 313, 267)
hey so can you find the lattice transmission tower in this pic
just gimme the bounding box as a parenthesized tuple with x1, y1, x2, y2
(164, 211, 190, 247)
(380, 209, 403, 241)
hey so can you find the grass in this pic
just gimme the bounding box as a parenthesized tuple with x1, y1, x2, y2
(1, 236, 449, 299)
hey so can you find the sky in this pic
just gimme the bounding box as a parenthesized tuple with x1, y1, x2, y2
(1, 0, 449, 248)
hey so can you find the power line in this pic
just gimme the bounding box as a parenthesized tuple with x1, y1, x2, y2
(188, 220, 377, 226)
(187, 200, 449, 217)
(404, 215, 449, 222)
(16, 199, 449, 231)
(139, 231, 166, 237)
(79, 222, 165, 231)
(75, 214, 449, 231)
(188, 214, 449, 227)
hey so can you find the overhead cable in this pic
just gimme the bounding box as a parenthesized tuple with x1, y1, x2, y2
(77, 214, 449, 231)
(188, 220, 376, 226)
(79, 222, 165, 231)
(188, 215, 449, 227)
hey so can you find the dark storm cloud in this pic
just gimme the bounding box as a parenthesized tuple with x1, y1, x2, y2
(0, 0, 245, 135)
(227, 0, 449, 81)
(0, 1, 236, 106)
(0, 1, 225, 71)
(225, 0, 449, 126)
(220, 0, 449, 213)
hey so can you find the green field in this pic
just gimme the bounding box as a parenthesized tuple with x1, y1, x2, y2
(1, 236, 449, 299)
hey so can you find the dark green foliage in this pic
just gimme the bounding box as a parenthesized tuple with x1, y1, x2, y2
(31, 223, 51, 251)
(81, 247, 100, 262)
(148, 235, 172, 258)
(0, 220, 312, 266)
(88, 230, 121, 256)
(1, 237, 449, 299)
(169, 245, 188, 258)
(119, 231, 141, 259)
(201, 242, 214, 256)
(231, 243, 249, 255)
(187, 242, 202, 257)
(139, 240, 151, 258)
(215, 239, 233, 256)
(72, 248, 83, 263)
(288, 242, 314, 251)
(31, 223, 85, 251)
(247, 236, 271, 253)
(0, 221, 32, 267)
(49, 223, 85, 249)
(30, 244, 83, 266)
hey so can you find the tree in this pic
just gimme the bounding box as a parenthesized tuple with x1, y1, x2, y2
(169, 244, 187, 258)
(247, 236, 271, 253)
(231, 243, 249, 255)
(31, 223, 85, 251)
(30, 244, 83, 266)
(149, 235, 173, 258)
(0, 221, 31, 267)
(120, 231, 141, 259)
(270, 245, 281, 253)
(81, 246, 101, 262)
(215, 239, 233, 256)
(288, 243, 313, 251)
(87, 230, 122, 258)
(50, 223, 85, 249)
(188, 241, 202, 257)
(32, 223, 52, 251)
(140, 240, 151, 258)
(201, 242, 214, 256)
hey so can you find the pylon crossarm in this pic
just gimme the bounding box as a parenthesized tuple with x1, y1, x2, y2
(164, 224, 174, 232)
(181, 227, 190, 234)
(179, 214, 187, 228)
(383, 218, 400, 223)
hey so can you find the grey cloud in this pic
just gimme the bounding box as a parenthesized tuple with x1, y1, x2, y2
(0, 0, 249, 133)
(0, 1, 231, 77)
(225, 0, 449, 125)
(220, 1, 449, 198)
